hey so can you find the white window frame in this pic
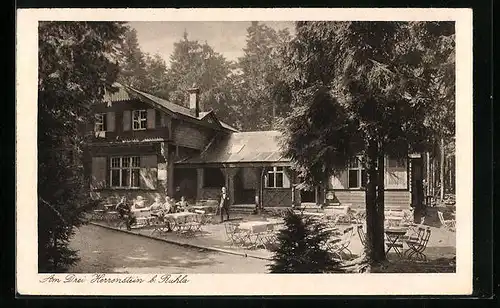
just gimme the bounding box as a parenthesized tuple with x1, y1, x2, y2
(348, 155, 367, 189)
(110, 156, 140, 188)
(266, 166, 285, 188)
(132, 110, 147, 130)
(95, 113, 106, 132)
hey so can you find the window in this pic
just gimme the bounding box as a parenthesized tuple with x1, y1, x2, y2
(95, 113, 107, 132)
(203, 168, 225, 188)
(388, 157, 406, 168)
(266, 167, 284, 188)
(132, 110, 147, 130)
(348, 156, 367, 189)
(110, 156, 140, 188)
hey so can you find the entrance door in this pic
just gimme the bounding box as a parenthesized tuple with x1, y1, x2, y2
(300, 188, 316, 203)
(173, 168, 198, 202)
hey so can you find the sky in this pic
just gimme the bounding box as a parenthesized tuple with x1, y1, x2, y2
(127, 21, 295, 66)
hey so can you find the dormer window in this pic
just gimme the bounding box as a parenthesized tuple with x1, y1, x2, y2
(95, 113, 107, 132)
(132, 110, 147, 130)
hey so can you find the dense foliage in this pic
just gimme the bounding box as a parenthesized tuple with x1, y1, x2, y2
(115, 22, 292, 131)
(38, 21, 126, 272)
(268, 210, 342, 273)
(277, 21, 455, 264)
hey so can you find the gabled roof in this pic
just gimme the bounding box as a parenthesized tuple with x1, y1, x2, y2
(176, 130, 291, 165)
(103, 83, 239, 132)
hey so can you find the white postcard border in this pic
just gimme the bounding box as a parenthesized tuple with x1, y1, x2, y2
(16, 8, 473, 296)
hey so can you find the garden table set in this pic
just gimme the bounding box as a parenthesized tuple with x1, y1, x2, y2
(224, 220, 283, 250)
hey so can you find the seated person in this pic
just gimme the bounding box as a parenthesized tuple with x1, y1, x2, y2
(163, 196, 175, 214)
(177, 196, 189, 212)
(115, 196, 136, 230)
(132, 195, 148, 210)
(150, 196, 164, 213)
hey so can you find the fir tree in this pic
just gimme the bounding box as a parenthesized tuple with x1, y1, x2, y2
(268, 210, 343, 273)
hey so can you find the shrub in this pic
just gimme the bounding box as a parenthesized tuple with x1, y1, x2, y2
(268, 209, 343, 273)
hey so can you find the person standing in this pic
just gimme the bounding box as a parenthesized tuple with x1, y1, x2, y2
(219, 186, 230, 223)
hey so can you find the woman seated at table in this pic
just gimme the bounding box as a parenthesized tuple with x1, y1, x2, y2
(163, 196, 175, 214)
(150, 196, 164, 213)
(132, 195, 148, 211)
(176, 196, 189, 212)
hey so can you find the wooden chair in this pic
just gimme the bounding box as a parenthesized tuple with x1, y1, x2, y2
(357, 224, 367, 248)
(404, 227, 432, 260)
(223, 222, 247, 247)
(438, 211, 456, 232)
(149, 214, 171, 236)
(326, 226, 354, 260)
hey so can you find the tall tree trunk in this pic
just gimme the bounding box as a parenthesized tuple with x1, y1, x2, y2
(440, 138, 445, 201)
(426, 152, 431, 197)
(375, 149, 386, 258)
(365, 140, 386, 265)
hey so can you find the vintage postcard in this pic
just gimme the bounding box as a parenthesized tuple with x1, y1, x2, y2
(16, 8, 473, 295)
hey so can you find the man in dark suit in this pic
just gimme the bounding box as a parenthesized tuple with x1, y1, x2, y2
(219, 186, 230, 223)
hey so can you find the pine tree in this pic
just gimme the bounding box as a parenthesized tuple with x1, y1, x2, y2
(238, 22, 292, 131)
(116, 28, 150, 90)
(268, 210, 343, 273)
(278, 21, 455, 267)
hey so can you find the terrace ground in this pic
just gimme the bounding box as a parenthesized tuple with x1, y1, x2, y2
(79, 207, 456, 273)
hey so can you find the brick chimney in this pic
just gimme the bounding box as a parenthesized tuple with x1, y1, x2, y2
(187, 85, 200, 118)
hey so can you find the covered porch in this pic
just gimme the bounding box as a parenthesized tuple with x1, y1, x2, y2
(174, 163, 297, 208)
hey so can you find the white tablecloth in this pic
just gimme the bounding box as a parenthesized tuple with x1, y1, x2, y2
(238, 221, 275, 233)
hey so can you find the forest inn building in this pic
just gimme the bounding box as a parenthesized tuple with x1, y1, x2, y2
(87, 83, 421, 209)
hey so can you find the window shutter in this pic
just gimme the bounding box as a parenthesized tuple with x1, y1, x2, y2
(91, 157, 106, 190)
(123, 110, 131, 131)
(139, 155, 158, 190)
(107, 112, 115, 132)
(147, 109, 156, 129)
(329, 170, 348, 189)
(160, 113, 166, 127)
(385, 156, 408, 189)
(282, 168, 291, 188)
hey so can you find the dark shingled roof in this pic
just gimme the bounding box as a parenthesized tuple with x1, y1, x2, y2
(176, 130, 291, 165)
(103, 83, 239, 132)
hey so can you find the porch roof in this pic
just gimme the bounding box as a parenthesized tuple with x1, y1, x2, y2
(175, 130, 292, 166)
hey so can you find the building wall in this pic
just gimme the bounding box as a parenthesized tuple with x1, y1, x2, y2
(263, 188, 293, 207)
(331, 190, 411, 209)
(90, 100, 171, 142)
(173, 121, 214, 150)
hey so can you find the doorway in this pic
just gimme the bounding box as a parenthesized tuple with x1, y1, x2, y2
(300, 188, 316, 203)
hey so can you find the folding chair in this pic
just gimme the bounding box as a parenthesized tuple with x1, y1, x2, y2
(326, 226, 354, 260)
(150, 214, 171, 236)
(438, 211, 456, 232)
(357, 224, 367, 248)
(404, 227, 432, 261)
(223, 223, 247, 247)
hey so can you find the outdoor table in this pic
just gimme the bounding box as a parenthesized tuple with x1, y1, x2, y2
(385, 228, 408, 257)
(385, 216, 404, 228)
(238, 221, 277, 248)
(163, 212, 200, 231)
(301, 212, 325, 217)
(103, 204, 116, 214)
(191, 205, 215, 213)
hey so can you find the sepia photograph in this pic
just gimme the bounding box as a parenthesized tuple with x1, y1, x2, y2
(16, 8, 473, 295)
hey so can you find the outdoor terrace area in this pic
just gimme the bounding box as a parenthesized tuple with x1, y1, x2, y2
(88, 199, 456, 273)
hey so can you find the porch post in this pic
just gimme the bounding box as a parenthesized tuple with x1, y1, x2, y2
(222, 167, 239, 206)
(167, 144, 175, 196)
(196, 168, 203, 200)
(253, 167, 263, 210)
